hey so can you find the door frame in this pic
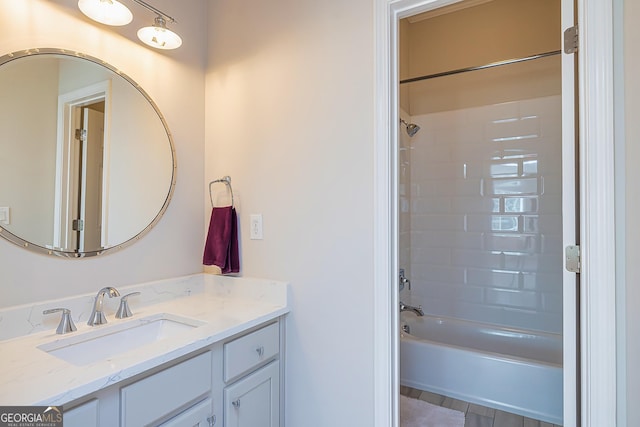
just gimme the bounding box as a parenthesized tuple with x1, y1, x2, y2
(53, 80, 111, 251)
(372, 0, 618, 426)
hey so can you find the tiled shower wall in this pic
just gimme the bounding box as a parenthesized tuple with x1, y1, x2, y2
(403, 96, 563, 334)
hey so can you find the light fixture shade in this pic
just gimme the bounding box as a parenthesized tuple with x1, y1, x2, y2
(137, 17, 182, 50)
(78, 0, 133, 26)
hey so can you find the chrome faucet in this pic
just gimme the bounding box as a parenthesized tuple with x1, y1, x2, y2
(400, 301, 424, 316)
(87, 287, 120, 326)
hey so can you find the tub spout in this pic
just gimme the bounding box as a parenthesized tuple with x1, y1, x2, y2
(400, 301, 424, 316)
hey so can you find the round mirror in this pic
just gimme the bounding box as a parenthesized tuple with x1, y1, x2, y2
(0, 48, 176, 258)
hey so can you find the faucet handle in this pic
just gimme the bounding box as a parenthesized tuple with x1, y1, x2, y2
(399, 270, 411, 291)
(43, 308, 77, 334)
(115, 292, 141, 319)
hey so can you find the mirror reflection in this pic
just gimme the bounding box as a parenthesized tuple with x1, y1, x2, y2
(0, 49, 175, 257)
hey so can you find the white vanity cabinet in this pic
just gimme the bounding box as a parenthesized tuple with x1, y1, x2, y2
(222, 322, 281, 427)
(62, 318, 284, 427)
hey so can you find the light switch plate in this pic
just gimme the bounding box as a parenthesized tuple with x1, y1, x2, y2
(250, 214, 263, 240)
(0, 207, 9, 225)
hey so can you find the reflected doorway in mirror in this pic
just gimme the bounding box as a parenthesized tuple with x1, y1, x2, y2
(54, 81, 109, 253)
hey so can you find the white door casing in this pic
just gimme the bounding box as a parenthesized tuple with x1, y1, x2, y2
(373, 1, 617, 427)
(53, 80, 111, 251)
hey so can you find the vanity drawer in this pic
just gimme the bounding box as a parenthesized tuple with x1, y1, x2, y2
(121, 351, 212, 426)
(224, 322, 279, 382)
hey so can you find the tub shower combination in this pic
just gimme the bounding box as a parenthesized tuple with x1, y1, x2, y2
(398, 27, 567, 423)
(399, 312, 562, 424)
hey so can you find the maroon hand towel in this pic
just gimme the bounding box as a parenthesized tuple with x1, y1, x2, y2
(223, 207, 240, 274)
(203, 206, 240, 274)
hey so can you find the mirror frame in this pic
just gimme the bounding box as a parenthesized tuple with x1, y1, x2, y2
(0, 48, 177, 258)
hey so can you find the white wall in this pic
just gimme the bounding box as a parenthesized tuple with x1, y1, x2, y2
(106, 75, 174, 245)
(0, 0, 207, 307)
(205, 0, 375, 425)
(623, 0, 639, 424)
(0, 58, 58, 244)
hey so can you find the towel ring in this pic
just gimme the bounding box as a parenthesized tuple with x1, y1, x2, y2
(209, 176, 235, 208)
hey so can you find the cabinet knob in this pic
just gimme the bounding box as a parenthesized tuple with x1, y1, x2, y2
(232, 399, 241, 408)
(256, 346, 264, 357)
(207, 415, 216, 426)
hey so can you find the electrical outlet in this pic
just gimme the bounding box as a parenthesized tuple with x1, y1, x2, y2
(0, 207, 9, 225)
(250, 214, 263, 240)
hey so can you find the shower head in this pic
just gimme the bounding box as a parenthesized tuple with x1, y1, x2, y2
(400, 118, 420, 137)
(405, 123, 420, 137)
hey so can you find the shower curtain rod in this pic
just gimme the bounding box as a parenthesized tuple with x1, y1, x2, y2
(399, 49, 561, 84)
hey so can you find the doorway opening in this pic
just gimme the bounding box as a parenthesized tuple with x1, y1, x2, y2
(374, 0, 618, 426)
(395, 0, 575, 425)
(54, 81, 110, 252)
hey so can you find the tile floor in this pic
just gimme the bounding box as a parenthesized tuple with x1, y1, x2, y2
(400, 386, 562, 427)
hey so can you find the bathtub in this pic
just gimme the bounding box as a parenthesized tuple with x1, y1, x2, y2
(400, 312, 563, 425)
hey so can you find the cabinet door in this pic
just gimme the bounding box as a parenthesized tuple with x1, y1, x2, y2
(224, 361, 279, 427)
(64, 399, 98, 427)
(158, 398, 214, 427)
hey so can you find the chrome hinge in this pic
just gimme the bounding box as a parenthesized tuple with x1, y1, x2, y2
(75, 129, 87, 142)
(565, 245, 581, 273)
(72, 218, 84, 232)
(564, 25, 578, 54)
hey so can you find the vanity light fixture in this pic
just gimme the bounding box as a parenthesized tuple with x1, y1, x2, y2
(78, 0, 182, 50)
(137, 16, 182, 50)
(78, 0, 133, 26)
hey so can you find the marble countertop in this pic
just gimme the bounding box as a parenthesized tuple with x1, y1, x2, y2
(0, 274, 289, 406)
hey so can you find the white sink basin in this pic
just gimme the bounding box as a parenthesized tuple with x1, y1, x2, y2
(38, 313, 205, 366)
